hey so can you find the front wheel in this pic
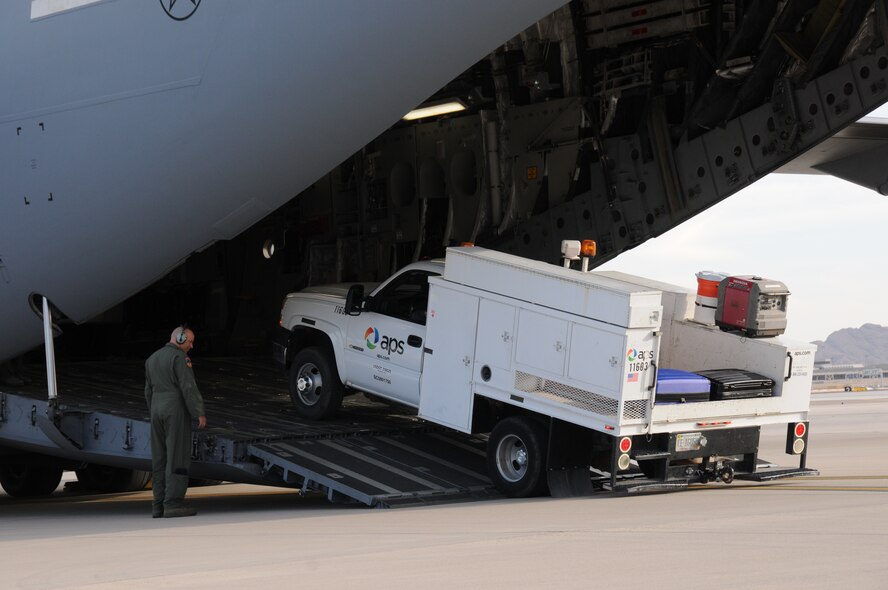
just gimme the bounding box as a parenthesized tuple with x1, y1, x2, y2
(487, 416, 549, 498)
(0, 460, 63, 498)
(289, 347, 344, 420)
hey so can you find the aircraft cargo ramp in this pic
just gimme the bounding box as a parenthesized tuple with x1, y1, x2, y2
(0, 359, 497, 508)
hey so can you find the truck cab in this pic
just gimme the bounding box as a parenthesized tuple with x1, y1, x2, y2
(280, 260, 442, 417)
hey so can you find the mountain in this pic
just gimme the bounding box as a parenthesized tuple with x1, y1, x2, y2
(813, 324, 888, 365)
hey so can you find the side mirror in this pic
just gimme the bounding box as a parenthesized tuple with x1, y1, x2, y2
(344, 284, 365, 315)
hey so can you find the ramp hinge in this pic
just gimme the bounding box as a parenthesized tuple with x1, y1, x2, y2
(0, 393, 6, 422)
(93, 418, 100, 440)
(204, 436, 216, 461)
(123, 421, 133, 450)
(31, 405, 37, 426)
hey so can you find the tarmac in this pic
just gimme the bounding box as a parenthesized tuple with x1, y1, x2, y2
(1, 391, 886, 589)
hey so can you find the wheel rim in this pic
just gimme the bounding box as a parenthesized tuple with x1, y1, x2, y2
(495, 433, 529, 483)
(295, 362, 323, 407)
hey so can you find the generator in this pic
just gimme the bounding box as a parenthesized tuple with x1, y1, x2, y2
(715, 276, 789, 337)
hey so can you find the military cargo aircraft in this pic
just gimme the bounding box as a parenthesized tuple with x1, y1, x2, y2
(3, 0, 888, 362)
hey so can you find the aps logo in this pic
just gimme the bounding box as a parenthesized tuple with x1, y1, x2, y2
(364, 326, 405, 355)
(627, 348, 637, 361)
(364, 327, 380, 350)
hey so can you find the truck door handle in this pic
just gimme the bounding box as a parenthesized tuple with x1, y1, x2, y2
(407, 335, 423, 348)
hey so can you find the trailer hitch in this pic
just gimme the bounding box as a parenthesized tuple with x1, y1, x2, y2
(698, 460, 735, 484)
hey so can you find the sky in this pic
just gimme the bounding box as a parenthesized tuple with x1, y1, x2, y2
(599, 104, 888, 344)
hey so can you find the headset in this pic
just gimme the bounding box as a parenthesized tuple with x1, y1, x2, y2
(175, 324, 189, 345)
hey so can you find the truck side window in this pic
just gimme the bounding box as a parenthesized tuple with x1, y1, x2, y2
(372, 270, 438, 325)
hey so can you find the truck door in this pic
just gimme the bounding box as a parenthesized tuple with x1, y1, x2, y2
(345, 269, 437, 406)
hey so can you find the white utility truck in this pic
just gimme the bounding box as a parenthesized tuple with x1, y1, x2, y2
(279, 245, 816, 497)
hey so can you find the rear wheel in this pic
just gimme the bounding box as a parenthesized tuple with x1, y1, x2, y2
(289, 347, 344, 419)
(487, 416, 549, 498)
(0, 459, 63, 498)
(75, 464, 151, 493)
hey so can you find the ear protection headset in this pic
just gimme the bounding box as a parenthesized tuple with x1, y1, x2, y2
(176, 325, 189, 345)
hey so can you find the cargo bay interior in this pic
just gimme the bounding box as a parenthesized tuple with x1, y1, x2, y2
(35, 0, 888, 361)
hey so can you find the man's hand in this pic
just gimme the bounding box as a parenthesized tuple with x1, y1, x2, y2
(198, 415, 207, 429)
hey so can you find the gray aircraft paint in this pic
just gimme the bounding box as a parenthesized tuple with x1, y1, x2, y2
(0, 0, 567, 362)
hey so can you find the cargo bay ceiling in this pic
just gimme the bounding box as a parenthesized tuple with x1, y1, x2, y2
(278, 0, 888, 282)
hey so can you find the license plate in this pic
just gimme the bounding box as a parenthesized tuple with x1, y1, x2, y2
(675, 432, 703, 452)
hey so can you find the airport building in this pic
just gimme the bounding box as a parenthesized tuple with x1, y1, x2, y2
(812, 363, 885, 391)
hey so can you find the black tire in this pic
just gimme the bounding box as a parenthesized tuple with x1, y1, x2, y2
(289, 347, 344, 419)
(188, 478, 223, 487)
(844, 386, 852, 392)
(75, 464, 151, 493)
(0, 460, 63, 498)
(487, 416, 549, 498)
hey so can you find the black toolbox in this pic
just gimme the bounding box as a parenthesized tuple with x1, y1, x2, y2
(696, 369, 774, 400)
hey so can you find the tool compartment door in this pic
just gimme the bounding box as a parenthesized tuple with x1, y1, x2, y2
(515, 309, 569, 376)
(419, 281, 480, 432)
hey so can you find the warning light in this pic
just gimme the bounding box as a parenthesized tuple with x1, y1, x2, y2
(459, 242, 475, 248)
(617, 454, 631, 470)
(581, 240, 597, 258)
(794, 423, 806, 438)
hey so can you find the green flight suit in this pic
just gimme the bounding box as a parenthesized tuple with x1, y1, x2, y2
(144, 343, 205, 512)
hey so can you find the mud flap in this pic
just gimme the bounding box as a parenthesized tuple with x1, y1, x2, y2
(547, 466, 595, 497)
(545, 418, 600, 497)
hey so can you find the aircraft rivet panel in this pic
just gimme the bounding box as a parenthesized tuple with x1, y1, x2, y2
(815, 62, 866, 131)
(673, 136, 718, 216)
(739, 102, 789, 174)
(792, 81, 831, 151)
(851, 47, 888, 112)
(701, 118, 755, 197)
(607, 136, 667, 241)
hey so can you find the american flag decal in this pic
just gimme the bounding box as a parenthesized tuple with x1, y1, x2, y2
(627, 373, 638, 382)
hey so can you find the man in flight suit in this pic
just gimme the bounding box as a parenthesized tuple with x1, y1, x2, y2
(144, 327, 207, 518)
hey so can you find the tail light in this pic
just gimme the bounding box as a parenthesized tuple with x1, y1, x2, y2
(786, 421, 809, 455)
(615, 436, 632, 471)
